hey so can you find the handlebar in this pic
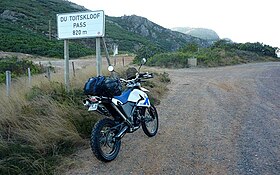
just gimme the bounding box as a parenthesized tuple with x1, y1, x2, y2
(120, 72, 153, 85)
(139, 72, 153, 79)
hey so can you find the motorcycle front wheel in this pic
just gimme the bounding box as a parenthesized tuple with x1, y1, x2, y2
(90, 118, 121, 162)
(142, 104, 159, 137)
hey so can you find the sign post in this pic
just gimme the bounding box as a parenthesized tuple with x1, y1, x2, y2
(6, 71, 11, 96)
(96, 37, 102, 76)
(113, 44, 118, 65)
(57, 10, 105, 89)
(28, 67, 32, 87)
(64, 40, 70, 91)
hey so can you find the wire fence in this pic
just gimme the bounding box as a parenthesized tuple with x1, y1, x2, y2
(3, 57, 129, 97)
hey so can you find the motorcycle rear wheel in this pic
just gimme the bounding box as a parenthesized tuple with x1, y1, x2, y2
(142, 104, 159, 137)
(90, 118, 121, 162)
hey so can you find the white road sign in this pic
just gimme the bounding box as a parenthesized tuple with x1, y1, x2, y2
(57, 10, 105, 39)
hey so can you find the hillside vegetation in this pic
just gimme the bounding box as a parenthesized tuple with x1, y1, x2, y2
(0, 56, 44, 83)
(108, 15, 211, 51)
(0, 0, 94, 58)
(146, 40, 279, 68)
(0, 0, 212, 58)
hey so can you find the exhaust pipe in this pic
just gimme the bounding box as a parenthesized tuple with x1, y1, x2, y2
(115, 126, 128, 140)
(83, 99, 90, 106)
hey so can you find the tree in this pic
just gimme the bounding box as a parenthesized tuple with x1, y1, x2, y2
(179, 43, 199, 53)
(134, 45, 164, 63)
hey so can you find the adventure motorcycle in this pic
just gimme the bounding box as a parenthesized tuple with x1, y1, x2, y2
(83, 58, 159, 162)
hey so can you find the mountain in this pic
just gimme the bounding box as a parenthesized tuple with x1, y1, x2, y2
(107, 15, 211, 51)
(0, 0, 95, 58)
(0, 0, 211, 58)
(172, 27, 220, 42)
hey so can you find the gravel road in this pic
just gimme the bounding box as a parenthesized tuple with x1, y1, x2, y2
(65, 62, 280, 175)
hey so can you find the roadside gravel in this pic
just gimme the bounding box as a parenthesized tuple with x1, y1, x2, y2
(64, 62, 280, 175)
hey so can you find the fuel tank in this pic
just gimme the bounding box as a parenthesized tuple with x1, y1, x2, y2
(128, 89, 150, 107)
(112, 89, 150, 107)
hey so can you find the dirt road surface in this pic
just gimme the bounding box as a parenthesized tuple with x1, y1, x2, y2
(35, 56, 134, 69)
(65, 62, 280, 175)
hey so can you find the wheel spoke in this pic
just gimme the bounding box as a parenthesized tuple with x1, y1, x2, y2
(99, 126, 117, 156)
(91, 118, 121, 162)
(145, 108, 157, 133)
(141, 105, 159, 137)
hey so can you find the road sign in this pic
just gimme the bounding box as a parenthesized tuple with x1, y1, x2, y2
(57, 10, 105, 39)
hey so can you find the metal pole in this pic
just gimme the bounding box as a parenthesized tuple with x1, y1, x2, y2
(47, 67, 51, 81)
(64, 40, 70, 91)
(28, 67, 31, 87)
(6, 71, 11, 96)
(96, 37, 102, 76)
(113, 44, 117, 66)
(102, 37, 111, 66)
(72, 61, 75, 77)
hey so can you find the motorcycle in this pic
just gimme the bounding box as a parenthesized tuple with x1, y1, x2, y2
(83, 58, 159, 162)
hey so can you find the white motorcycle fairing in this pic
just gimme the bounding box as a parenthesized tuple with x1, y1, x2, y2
(112, 89, 150, 107)
(128, 89, 150, 107)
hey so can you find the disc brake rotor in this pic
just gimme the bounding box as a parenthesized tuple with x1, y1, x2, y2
(106, 132, 115, 148)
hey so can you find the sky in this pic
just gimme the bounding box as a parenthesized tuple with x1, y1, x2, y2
(68, 0, 280, 48)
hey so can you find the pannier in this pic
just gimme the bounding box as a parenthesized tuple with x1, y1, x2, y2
(83, 76, 122, 97)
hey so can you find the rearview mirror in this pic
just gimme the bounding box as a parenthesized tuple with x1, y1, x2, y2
(108, 66, 114, 72)
(141, 58, 147, 65)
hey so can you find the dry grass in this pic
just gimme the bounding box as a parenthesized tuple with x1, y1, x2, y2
(0, 65, 103, 174)
(0, 62, 169, 174)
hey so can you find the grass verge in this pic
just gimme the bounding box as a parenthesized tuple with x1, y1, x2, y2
(0, 64, 170, 174)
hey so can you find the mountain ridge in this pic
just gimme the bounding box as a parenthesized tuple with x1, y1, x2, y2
(172, 27, 220, 41)
(0, 0, 212, 57)
(107, 15, 211, 51)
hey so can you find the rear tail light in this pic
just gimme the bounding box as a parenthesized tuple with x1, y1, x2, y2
(90, 97, 98, 102)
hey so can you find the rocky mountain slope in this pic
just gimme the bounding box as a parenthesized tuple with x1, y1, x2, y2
(0, 0, 212, 58)
(172, 27, 220, 41)
(107, 15, 211, 51)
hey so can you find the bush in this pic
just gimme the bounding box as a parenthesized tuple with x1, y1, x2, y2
(212, 40, 278, 58)
(145, 40, 279, 68)
(147, 52, 192, 68)
(179, 43, 199, 53)
(0, 56, 44, 83)
(134, 45, 165, 64)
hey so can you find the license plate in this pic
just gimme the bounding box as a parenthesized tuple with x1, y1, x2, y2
(88, 103, 98, 111)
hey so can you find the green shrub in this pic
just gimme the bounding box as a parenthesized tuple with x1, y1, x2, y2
(179, 43, 199, 53)
(146, 42, 279, 68)
(134, 45, 165, 64)
(212, 40, 278, 58)
(0, 56, 45, 83)
(147, 52, 192, 68)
